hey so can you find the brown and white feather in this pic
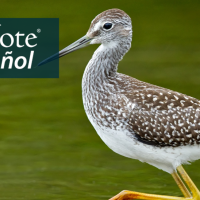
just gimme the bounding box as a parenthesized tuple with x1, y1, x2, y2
(81, 8, 200, 173)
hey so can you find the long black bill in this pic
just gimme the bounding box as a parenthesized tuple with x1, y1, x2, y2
(38, 35, 92, 66)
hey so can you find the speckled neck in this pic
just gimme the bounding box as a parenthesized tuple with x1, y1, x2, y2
(82, 39, 131, 125)
(82, 39, 131, 87)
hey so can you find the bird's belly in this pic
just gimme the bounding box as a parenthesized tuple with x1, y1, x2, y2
(95, 126, 137, 158)
(93, 125, 157, 162)
(82, 90, 200, 173)
(91, 121, 200, 173)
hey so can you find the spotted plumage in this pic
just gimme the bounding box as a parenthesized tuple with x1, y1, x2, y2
(81, 8, 200, 173)
(84, 66, 200, 148)
(125, 77, 200, 147)
(83, 9, 200, 148)
(39, 8, 200, 174)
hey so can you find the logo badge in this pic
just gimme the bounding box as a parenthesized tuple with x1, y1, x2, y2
(0, 18, 59, 78)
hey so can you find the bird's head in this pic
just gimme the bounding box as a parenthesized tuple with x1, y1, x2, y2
(38, 9, 132, 66)
(87, 9, 132, 45)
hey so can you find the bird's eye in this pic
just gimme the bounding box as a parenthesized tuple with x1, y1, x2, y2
(103, 23, 113, 30)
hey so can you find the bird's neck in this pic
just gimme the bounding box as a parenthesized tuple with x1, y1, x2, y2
(83, 39, 131, 84)
(82, 38, 131, 123)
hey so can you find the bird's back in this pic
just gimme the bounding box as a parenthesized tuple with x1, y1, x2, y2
(114, 73, 200, 147)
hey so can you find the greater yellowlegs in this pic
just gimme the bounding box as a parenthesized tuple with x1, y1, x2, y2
(39, 8, 200, 200)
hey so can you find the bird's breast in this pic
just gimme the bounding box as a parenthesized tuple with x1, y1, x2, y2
(82, 77, 130, 132)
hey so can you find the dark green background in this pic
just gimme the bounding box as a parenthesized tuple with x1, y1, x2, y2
(0, 0, 200, 199)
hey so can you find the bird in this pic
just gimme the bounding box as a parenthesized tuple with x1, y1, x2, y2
(38, 8, 200, 200)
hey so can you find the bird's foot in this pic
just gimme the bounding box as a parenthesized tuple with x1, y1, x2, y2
(110, 165, 200, 200)
(109, 190, 186, 200)
(177, 166, 200, 200)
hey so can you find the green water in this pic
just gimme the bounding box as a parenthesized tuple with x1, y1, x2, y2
(0, 0, 200, 199)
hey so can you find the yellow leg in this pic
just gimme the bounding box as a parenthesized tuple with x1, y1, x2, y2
(177, 165, 200, 200)
(109, 190, 186, 200)
(172, 171, 191, 198)
(110, 165, 200, 200)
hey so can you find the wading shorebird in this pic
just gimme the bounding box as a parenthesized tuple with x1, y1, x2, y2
(39, 8, 200, 200)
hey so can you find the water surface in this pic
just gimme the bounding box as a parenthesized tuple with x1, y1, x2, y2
(0, 0, 200, 199)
